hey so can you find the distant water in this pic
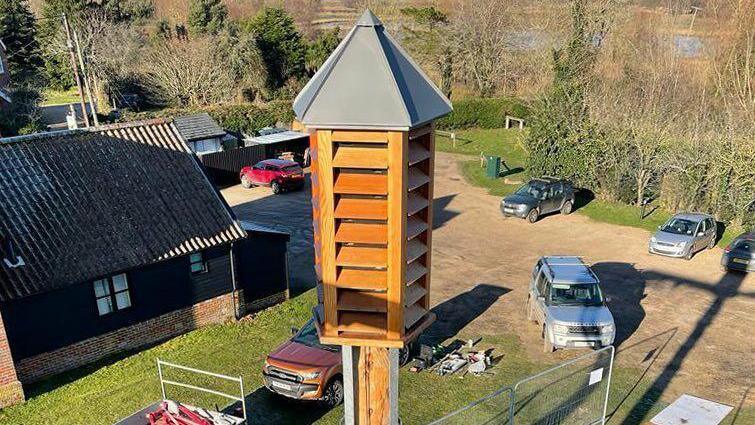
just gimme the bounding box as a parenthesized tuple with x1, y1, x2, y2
(507, 30, 550, 50)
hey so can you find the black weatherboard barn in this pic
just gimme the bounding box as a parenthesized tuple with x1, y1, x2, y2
(0, 120, 289, 407)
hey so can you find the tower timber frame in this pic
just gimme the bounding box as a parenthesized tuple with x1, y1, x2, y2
(313, 124, 436, 349)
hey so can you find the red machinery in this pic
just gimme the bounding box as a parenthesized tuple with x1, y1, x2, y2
(147, 401, 213, 425)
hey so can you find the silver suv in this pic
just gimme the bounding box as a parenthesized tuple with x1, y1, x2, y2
(526, 256, 615, 352)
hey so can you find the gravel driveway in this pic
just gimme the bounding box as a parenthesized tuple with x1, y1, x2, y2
(222, 151, 754, 410)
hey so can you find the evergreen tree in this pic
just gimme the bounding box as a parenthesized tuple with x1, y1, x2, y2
(188, 0, 228, 35)
(0, 0, 44, 136)
(39, 0, 88, 90)
(524, 0, 603, 184)
(244, 7, 306, 93)
(305, 28, 340, 75)
(400, 7, 453, 99)
(0, 0, 43, 85)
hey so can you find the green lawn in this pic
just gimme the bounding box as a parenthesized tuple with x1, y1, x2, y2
(41, 89, 81, 106)
(0, 290, 751, 424)
(436, 129, 743, 247)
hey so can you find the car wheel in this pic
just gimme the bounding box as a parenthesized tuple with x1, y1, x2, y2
(527, 209, 539, 223)
(561, 200, 573, 215)
(241, 175, 253, 189)
(398, 345, 411, 367)
(708, 238, 716, 249)
(271, 181, 282, 194)
(542, 326, 555, 353)
(321, 378, 344, 408)
(684, 249, 694, 261)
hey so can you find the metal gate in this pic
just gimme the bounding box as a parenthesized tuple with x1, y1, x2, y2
(429, 346, 614, 425)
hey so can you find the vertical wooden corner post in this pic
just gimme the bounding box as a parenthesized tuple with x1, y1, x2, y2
(294, 10, 452, 425)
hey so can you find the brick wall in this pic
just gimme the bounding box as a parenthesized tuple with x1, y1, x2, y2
(239, 289, 289, 315)
(0, 310, 23, 408)
(15, 292, 236, 384)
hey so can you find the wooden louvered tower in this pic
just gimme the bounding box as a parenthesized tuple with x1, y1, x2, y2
(294, 9, 452, 425)
(313, 126, 436, 347)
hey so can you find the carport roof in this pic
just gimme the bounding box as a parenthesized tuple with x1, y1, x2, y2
(293, 9, 452, 130)
(245, 131, 309, 145)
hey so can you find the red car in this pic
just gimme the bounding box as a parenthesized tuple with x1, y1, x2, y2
(240, 159, 304, 194)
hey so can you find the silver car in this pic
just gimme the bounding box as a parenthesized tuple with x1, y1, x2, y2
(526, 256, 615, 352)
(649, 213, 717, 260)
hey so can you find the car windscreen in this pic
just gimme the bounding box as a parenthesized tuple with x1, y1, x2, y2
(549, 283, 603, 306)
(733, 239, 754, 253)
(282, 165, 301, 173)
(661, 218, 698, 235)
(515, 183, 543, 199)
(292, 320, 338, 351)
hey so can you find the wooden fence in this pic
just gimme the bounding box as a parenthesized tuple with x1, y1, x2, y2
(199, 145, 266, 185)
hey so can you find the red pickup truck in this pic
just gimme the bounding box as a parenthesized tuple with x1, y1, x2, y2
(239, 159, 304, 194)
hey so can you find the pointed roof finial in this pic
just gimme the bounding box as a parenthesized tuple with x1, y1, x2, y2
(357, 9, 383, 27)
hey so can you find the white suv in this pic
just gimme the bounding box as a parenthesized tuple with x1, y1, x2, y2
(526, 256, 615, 352)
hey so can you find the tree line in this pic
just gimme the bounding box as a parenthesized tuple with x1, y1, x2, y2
(525, 0, 754, 229)
(0, 0, 341, 134)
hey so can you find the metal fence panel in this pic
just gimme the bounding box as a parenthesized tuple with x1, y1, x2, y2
(427, 346, 614, 425)
(511, 346, 614, 425)
(429, 387, 513, 425)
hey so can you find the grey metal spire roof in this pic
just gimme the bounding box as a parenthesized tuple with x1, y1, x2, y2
(293, 9, 452, 130)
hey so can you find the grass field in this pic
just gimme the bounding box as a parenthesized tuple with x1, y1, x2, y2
(1, 292, 752, 424)
(41, 89, 81, 106)
(436, 129, 742, 247)
(0, 289, 659, 425)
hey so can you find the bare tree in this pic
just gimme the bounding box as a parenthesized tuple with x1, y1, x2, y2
(139, 38, 235, 107)
(78, 9, 146, 107)
(714, 0, 755, 122)
(447, 0, 515, 96)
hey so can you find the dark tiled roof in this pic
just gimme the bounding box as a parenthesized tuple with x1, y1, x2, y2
(173, 113, 225, 141)
(0, 120, 245, 302)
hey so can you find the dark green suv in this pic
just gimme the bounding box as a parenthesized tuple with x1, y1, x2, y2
(500, 178, 575, 223)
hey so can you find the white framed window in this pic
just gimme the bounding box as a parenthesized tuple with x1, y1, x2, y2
(190, 252, 207, 274)
(190, 138, 221, 154)
(94, 273, 132, 316)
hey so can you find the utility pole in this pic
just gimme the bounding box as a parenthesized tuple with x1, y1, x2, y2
(62, 13, 90, 128)
(73, 30, 99, 127)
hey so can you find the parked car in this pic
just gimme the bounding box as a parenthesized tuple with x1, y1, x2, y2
(526, 256, 615, 352)
(263, 318, 417, 406)
(721, 232, 754, 273)
(500, 177, 575, 223)
(648, 212, 717, 260)
(239, 159, 304, 194)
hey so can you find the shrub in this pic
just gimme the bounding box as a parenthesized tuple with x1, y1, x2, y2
(436, 97, 530, 130)
(116, 102, 295, 135)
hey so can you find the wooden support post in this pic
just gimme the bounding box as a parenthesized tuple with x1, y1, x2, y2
(356, 346, 397, 425)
